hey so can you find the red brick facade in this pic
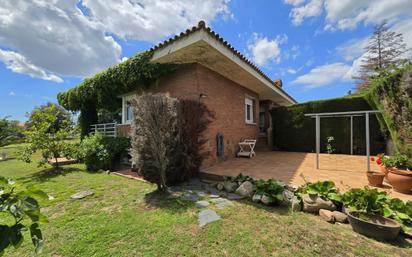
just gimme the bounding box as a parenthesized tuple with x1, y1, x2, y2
(120, 64, 262, 168)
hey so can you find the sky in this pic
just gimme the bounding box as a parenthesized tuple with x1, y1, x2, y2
(1, 0, 412, 121)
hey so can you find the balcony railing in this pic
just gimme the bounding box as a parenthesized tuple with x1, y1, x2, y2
(90, 122, 117, 137)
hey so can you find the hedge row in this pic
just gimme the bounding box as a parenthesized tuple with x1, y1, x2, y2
(270, 96, 386, 155)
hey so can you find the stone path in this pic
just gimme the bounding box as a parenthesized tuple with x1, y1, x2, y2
(173, 178, 243, 227)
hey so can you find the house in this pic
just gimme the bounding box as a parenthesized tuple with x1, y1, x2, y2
(105, 21, 296, 167)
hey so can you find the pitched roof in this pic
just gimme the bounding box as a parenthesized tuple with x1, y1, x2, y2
(149, 21, 296, 104)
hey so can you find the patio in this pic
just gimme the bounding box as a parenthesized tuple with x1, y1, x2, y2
(201, 151, 412, 201)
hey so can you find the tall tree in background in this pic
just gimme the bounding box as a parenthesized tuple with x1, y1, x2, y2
(356, 21, 408, 90)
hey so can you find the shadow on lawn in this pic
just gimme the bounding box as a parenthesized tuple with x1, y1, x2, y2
(21, 166, 85, 183)
(143, 190, 193, 213)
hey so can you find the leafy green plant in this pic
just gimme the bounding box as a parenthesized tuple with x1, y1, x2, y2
(254, 179, 285, 204)
(380, 153, 411, 169)
(295, 181, 342, 203)
(58, 51, 181, 137)
(0, 117, 23, 147)
(78, 133, 110, 171)
(0, 176, 47, 255)
(19, 104, 74, 169)
(224, 173, 254, 184)
(342, 187, 412, 231)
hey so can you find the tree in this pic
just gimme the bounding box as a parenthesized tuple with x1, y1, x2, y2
(355, 21, 408, 90)
(0, 176, 47, 255)
(20, 104, 74, 169)
(130, 93, 179, 192)
(0, 117, 23, 147)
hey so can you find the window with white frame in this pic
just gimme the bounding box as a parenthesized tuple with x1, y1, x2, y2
(245, 97, 254, 124)
(122, 95, 134, 124)
(125, 101, 133, 122)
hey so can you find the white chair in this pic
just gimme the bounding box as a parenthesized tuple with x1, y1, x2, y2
(237, 139, 256, 158)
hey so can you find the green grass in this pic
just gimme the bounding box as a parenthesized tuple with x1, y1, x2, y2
(0, 144, 411, 257)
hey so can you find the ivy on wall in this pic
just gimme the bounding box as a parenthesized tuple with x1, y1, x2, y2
(57, 51, 181, 136)
(365, 62, 412, 158)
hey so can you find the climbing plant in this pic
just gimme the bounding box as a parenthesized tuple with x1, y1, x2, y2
(57, 51, 181, 136)
(365, 62, 412, 158)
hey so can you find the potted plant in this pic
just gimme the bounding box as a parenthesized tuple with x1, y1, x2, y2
(383, 154, 412, 194)
(342, 188, 402, 241)
(367, 156, 385, 187)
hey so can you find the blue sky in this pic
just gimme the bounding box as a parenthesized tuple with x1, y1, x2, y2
(1, 0, 412, 121)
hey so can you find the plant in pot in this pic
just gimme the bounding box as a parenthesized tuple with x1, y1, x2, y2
(382, 153, 412, 194)
(342, 188, 403, 241)
(367, 156, 385, 187)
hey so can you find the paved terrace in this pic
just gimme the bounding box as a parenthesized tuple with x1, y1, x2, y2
(201, 151, 412, 201)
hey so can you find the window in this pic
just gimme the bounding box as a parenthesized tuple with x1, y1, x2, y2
(245, 97, 254, 124)
(125, 101, 133, 123)
(122, 95, 134, 124)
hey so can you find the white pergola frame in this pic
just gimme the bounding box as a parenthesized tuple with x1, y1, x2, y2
(304, 110, 382, 171)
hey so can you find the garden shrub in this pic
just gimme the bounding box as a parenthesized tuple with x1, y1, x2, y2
(130, 94, 214, 191)
(78, 133, 130, 171)
(169, 99, 214, 184)
(130, 93, 179, 191)
(78, 133, 110, 171)
(270, 96, 386, 155)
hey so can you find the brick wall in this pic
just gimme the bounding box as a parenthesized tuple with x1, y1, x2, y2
(122, 64, 260, 167)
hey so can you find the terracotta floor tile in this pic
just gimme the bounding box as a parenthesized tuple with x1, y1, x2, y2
(201, 151, 412, 201)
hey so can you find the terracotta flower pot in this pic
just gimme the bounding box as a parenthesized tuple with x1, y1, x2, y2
(347, 211, 401, 241)
(366, 171, 385, 187)
(387, 168, 412, 194)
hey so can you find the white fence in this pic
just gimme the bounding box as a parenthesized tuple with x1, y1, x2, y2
(90, 123, 117, 137)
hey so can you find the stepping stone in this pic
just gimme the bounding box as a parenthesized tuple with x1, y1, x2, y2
(227, 193, 245, 200)
(198, 209, 221, 227)
(181, 193, 200, 202)
(211, 197, 233, 209)
(209, 194, 220, 198)
(195, 200, 210, 209)
(71, 190, 93, 199)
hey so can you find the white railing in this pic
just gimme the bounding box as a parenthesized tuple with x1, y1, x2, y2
(90, 122, 117, 137)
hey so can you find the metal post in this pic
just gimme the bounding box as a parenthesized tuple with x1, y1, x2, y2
(350, 116, 353, 155)
(365, 113, 370, 171)
(316, 115, 320, 169)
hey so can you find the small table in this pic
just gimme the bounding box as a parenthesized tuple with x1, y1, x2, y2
(237, 140, 256, 158)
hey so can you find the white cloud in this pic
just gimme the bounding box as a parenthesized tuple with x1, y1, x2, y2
(287, 68, 297, 74)
(248, 34, 287, 66)
(291, 62, 352, 88)
(0, 0, 231, 81)
(0, 49, 63, 83)
(336, 37, 369, 61)
(81, 0, 232, 42)
(284, 0, 412, 31)
(324, 0, 412, 30)
(9, 91, 16, 96)
(289, 0, 323, 25)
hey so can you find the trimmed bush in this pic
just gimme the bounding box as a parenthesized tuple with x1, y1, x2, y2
(270, 96, 386, 154)
(78, 133, 130, 171)
(130, 94, 214, 191)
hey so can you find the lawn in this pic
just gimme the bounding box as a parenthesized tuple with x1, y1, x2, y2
(0, 144, 411, 257)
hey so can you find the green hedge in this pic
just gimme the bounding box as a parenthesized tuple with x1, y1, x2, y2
(270, 96, 386, 155)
